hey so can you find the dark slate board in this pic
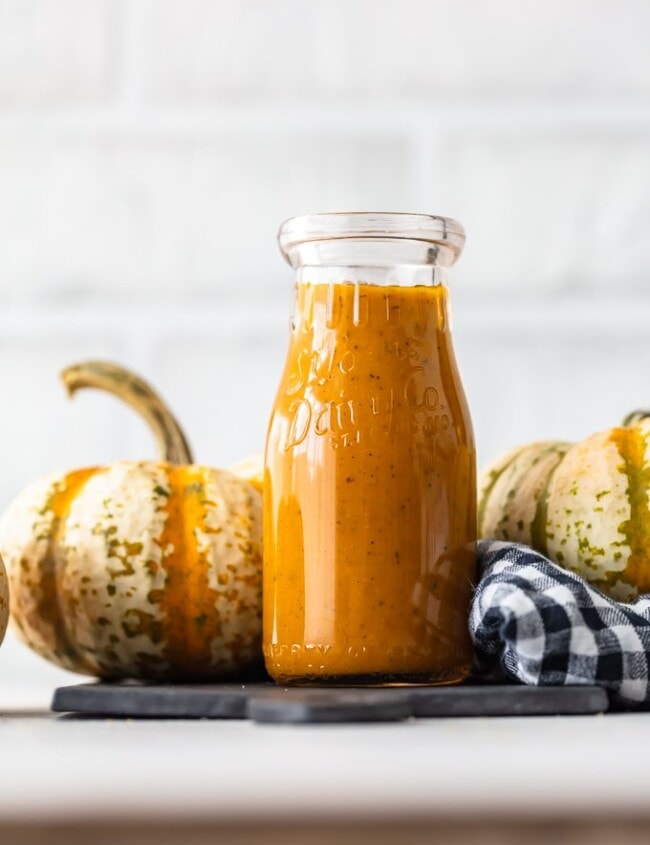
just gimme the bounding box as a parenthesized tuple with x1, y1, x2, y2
(51, 682, 609, 723)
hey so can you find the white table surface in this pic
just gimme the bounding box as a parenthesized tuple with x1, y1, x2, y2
(1, 684, 649, 827)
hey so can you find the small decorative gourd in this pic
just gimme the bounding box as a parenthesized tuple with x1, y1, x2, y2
(478, 412, 650, 601)
(0, 361, 262, 680)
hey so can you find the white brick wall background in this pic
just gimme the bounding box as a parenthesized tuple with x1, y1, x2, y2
(1, 0, 650, 690)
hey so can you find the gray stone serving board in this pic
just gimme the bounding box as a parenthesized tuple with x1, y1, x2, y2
(51, 682, 609, 723)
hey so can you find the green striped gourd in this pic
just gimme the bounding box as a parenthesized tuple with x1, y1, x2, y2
(0, 362, 262, 680)
(478, 412, 650, 601)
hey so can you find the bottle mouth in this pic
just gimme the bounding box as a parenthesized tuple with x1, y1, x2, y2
(278, 212, 465, 269)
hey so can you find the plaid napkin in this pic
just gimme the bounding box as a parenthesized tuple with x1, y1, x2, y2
(471, 539, 650, 707)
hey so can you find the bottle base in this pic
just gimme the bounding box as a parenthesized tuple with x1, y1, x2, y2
(271, 664, 471, 688)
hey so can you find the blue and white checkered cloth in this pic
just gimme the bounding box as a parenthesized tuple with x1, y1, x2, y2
(471, 540, 650, 707)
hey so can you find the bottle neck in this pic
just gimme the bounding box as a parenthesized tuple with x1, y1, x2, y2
(286, 236, 456, 288)
(289, 279, 452, 337)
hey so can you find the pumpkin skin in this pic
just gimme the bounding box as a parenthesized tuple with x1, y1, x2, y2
(0, 463, 262, 679)
(0, 554, 8, 649)
(478, 417, 650, 601)
(230, 452, 264, 493)
(0, 361, 263, 680)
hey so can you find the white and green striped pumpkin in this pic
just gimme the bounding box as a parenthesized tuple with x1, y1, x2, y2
(0, 362, 262, 680)
(478, 412, 650, 601)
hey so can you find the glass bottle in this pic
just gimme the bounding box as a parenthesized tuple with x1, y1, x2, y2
(263, 213, 476, 685)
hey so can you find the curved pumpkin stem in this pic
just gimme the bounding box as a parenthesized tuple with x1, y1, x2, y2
(60, 361, 194, 465)
(623, 411, 650, 427)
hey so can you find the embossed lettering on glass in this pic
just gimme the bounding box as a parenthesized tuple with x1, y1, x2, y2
(264, 213, 476, 685)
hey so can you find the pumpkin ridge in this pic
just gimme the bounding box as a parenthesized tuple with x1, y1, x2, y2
(39, 466, 104, 671)
(187, 466, 230, 673)
(610, 426, 650, 593)
(158, 464, 225, 678)
(185, 465, 231, 676)
(530, 445, 570, 556)
(477, 445, 528, 536)
(157, 464, 193, 676)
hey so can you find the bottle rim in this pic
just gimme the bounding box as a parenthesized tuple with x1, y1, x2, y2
(278, 212, 465, 258)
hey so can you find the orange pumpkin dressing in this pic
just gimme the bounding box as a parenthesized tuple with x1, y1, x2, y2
(264, 282, 476, 683)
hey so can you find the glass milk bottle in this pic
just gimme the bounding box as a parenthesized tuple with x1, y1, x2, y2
(264, 213, 476, 685)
